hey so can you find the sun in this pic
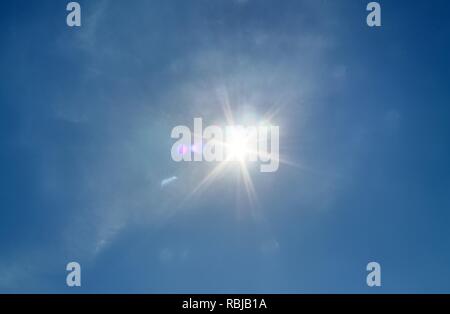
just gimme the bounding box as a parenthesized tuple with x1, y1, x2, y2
(182, 87, 295, 209)
(225, 127, 252, 162)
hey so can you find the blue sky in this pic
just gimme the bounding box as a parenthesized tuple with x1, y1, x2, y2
(1, 0, 450, 293)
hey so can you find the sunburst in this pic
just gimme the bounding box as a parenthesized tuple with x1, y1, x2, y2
(178, 87, 298, 211)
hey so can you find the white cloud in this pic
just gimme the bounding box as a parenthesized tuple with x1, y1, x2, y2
(161, 176, 178, 188)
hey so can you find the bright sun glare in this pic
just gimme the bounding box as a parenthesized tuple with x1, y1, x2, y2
(226, 128, 251, 162)
(184, 87, 295, 209)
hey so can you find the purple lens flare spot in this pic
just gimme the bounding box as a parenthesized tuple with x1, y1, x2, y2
(178, 144, 189, 155)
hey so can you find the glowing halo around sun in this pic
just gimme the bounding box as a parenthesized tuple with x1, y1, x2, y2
(172, 87, 300, 212)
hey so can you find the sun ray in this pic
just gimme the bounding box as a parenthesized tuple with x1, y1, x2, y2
(239, 162, 258, 207)
(187, 160, 230, 200)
